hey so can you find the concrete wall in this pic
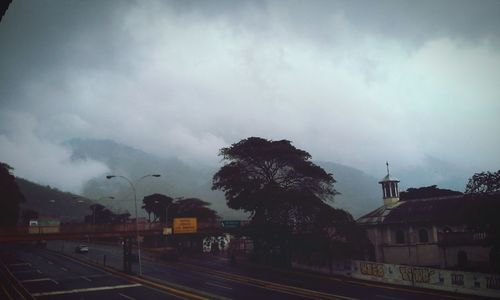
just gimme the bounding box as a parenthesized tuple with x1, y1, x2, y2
(443, 245, 491, 268)
(382, 244, 441, 266)
(292, 259, 500, 298)
(367, 225, 491, 269)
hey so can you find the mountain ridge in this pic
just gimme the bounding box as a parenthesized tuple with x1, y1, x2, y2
(67, 138, 382, 218)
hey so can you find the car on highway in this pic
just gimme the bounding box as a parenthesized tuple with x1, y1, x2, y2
(75, 244, 89, 253)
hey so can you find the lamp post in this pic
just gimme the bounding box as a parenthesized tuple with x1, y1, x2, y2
(106, 174, 161, 276)
(154, 200, 174, 226)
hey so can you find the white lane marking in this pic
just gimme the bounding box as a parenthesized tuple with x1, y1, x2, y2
(119, 293, 136, 300)
(37, 269, 42, 274)
(21, 278, 52, 283)
(80, 276, 92, 282)
(9, 263, 31, 267)
(47, 261, 54, 265)
(31, 283, 142, 297)
(51, 279, 59, 285)
(206, 281, 233, 290)
(60, 267, 68, 271)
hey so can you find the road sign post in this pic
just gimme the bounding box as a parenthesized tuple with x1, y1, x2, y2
(220, 220, 241, 229)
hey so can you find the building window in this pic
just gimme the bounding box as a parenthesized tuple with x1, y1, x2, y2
(395, 230, 405, 244)
(419, 228, 429, 243)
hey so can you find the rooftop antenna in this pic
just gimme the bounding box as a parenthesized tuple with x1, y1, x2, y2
(386, 161, 390, 176)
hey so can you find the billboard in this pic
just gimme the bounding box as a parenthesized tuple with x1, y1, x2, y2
(173, 218, 197, 234)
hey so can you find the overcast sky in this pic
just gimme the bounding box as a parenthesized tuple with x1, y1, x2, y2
(1, 0, 500, 192)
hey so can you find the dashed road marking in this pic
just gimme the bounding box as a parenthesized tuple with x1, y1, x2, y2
(47, 261, 54, 265)
(80, 276, 92, 282)
(206, 282, 233, 290)
(21, 278, 52, 283)
(31, 283, 142, 297)
(60, 267, 68, 271)
(9, 263, 31, 267)
(119, 292, 136, 300)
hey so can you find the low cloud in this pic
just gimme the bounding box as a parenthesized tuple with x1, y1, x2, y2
(0, 112, 109, 193)
(1, 0, 499, 187)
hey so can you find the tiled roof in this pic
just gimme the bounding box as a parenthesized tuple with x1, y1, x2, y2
(357, 192, 500, 225)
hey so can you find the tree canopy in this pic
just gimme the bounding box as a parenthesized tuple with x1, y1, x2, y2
(142, 194, 219, 225)
(465, 170, 500, 194)
(142, 193, 174, 223)
(84, 204, 130, 224)
(400, 185, 462, 201)
(212, 137, 338, 229)
(0, 162, 26, 226)
(172, 197, 219, 223)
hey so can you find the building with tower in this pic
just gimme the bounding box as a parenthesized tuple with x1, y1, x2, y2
(357, 163, 500, 272)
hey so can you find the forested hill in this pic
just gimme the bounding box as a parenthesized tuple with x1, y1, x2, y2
(67, 138, 382, 218)
(316, 161, 381, 217)
(16, 177, 94, 223)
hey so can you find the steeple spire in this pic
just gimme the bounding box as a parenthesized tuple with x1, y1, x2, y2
(379, 162, 400, 206)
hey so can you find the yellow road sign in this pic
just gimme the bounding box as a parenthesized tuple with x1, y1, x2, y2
(173, 218, 197, 234)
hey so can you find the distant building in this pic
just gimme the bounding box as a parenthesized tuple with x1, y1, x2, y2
(357, 163, 499, 271)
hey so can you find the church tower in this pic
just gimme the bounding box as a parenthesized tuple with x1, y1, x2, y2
(379, 162, 400, 206)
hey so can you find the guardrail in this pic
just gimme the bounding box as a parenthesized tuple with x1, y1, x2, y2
(0, 222, 222, 241)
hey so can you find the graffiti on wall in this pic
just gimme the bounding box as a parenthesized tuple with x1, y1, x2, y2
(202, 234, 231, 253)
(399, 266, 435, 283)
(451, 274, 464, 286)
(486, 277, 500, 290)
(360, 262, 384, 277)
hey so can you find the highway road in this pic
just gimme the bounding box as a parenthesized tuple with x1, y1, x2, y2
(0, 243, 202, 299)
(44, 240, 481, 300)
(0, 241, 490, 299)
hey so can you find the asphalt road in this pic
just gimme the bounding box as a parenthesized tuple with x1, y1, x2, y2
(43, 240, 482, 300)
(0, 243, 187, 299)
(49, 240, 303, 300)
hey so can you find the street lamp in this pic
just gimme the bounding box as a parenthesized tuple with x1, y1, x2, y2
(154, 200, 174, 226)
(106, 174, 161, 276)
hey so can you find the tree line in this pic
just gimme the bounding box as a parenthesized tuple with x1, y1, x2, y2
(1, 137, 500, 266)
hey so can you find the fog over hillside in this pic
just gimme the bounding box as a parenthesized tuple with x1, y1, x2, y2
(62, 138, 470, 219)
(1, 1, 499, 201)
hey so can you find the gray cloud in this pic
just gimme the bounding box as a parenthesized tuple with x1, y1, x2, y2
(1, 0, 499, 192)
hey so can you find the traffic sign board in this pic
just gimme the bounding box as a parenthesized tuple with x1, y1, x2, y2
(220, 220, 241, 229)
(173, 218, 197, 234)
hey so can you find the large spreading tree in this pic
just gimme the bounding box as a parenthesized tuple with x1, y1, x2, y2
(0, 162, 26, 227)
(142, 193, 174, 223)
(212, 137, 338, 227)
(212, 137, 346, 264)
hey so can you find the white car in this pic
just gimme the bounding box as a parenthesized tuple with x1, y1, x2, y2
(75, 245, 89, 253)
